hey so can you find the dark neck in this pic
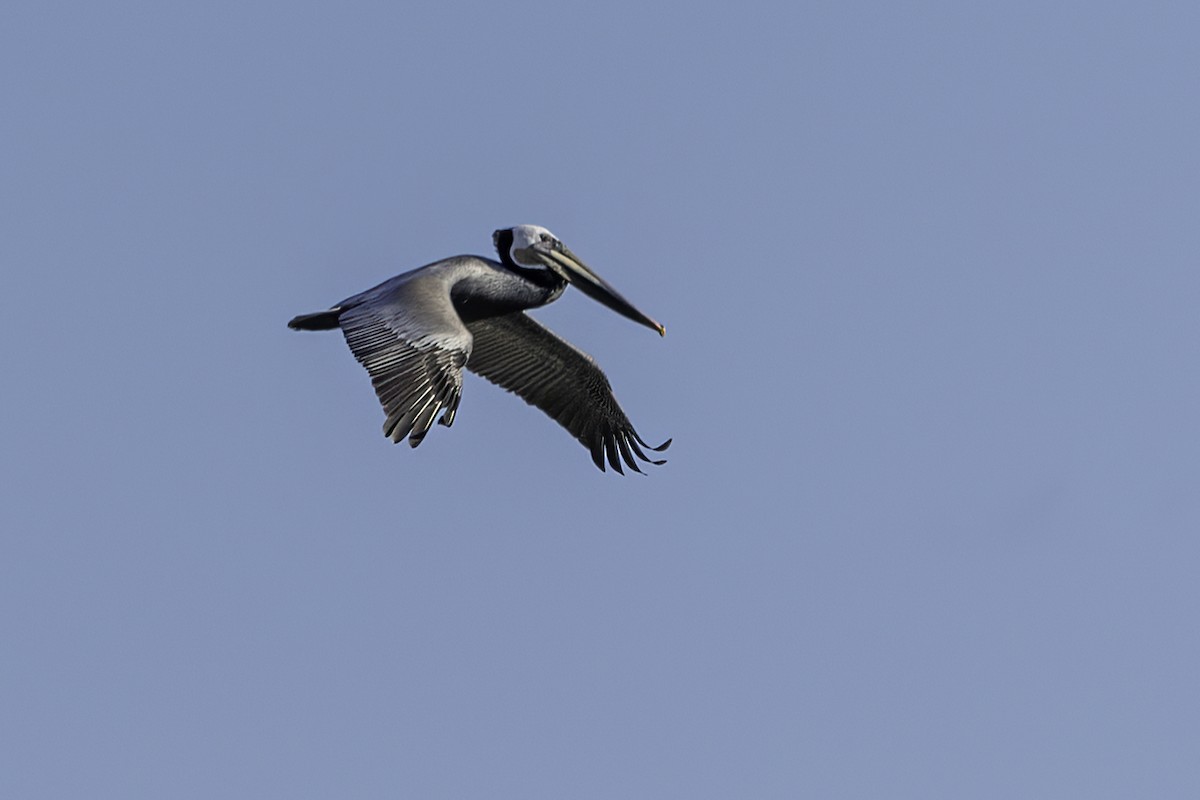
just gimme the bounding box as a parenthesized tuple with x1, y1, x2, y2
(505, 262, 565, 291)
(450, 257, 567, 322)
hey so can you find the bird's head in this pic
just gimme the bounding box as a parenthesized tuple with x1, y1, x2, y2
(492, 225, 665, 336)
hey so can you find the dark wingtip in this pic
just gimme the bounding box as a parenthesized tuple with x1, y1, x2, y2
(604, 436, 625, 475)
(587, 430, 669, 474)
(632, 430, 671, 453)
(625, 436, 666, 467)
(288, 308, 343, 331)
(590, 434, 607, 472)
(616, 437, 644, 475)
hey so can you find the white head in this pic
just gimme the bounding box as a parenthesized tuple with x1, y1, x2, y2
(489, 224, 666, 336)
(493, 224, 560, 267)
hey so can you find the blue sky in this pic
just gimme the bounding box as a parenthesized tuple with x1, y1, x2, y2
(3, 1, 1199, 797)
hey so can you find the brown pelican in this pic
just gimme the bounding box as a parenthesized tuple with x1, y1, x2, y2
(288, 225, 670, 473)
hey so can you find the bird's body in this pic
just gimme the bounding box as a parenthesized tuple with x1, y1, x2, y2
(289, 226, 669, 473)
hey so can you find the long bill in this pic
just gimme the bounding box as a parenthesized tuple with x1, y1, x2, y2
(533, 243, 666, 336)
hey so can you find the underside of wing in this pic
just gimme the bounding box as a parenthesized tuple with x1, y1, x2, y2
(464, 312, 669, 473)
(338, 274, 472, 447)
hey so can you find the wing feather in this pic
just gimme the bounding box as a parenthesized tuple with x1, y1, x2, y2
(338, 271, 471, 448)
(465, 312, 669, 473)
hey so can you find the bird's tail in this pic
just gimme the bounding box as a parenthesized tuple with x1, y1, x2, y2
(287, 308, 344, 331)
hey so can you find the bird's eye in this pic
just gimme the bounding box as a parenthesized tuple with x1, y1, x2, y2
(540, 233, 552, 243)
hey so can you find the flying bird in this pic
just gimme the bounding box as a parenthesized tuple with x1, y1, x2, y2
(288, 225, 670, 473)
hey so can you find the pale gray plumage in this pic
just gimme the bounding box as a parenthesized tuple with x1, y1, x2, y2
(288, 226, 669, 473)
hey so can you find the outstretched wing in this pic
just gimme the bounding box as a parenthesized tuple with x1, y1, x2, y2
(464, 312, 670, 473)
(337, 271, 472, 447)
